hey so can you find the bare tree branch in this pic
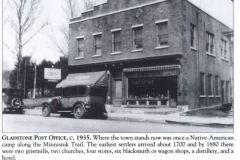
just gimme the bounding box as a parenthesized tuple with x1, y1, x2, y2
(3, 42, 17, 55)
(83, 0, 95, 11)
(5, 0, 46, 88)
(22, 22, 48, 47)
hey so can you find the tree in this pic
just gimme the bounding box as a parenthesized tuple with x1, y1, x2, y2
(6, 0, 48, 89)
(49, 0, 80, 57)
(9, 56, 35, 97)
(37, 59, 54, 97)
(83, 0, 95, 10)
(54, 56, 68, 80)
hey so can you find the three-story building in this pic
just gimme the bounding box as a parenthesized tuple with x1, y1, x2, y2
(66, 0, 233, 109)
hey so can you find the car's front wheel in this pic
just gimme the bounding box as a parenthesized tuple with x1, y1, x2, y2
(42, 104, 51, 117)
(73, 104, 85, 119)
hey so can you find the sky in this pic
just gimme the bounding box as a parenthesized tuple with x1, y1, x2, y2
(2, 0, 233, 71)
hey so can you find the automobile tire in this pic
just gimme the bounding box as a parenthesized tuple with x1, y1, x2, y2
(42, 104, 51, 117)
(11, 98, 22, 109)
(73, 104, 85, 119)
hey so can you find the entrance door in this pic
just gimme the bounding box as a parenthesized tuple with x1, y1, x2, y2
(113, 80, 122, 107)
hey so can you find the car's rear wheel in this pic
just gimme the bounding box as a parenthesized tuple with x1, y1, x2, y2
(73, 104, 85, 119)
(42, 104, 51, 117)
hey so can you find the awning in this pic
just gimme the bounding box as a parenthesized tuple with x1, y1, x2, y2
(123, 64, 181, 73)
(56, 71, 108, 88)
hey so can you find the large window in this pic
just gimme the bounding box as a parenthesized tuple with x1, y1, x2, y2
(112, 30, 121, 53)
(207, 74, 213, 96)
(206, 32, 214, 54)
(76, 38, 84, 58)
(221, 39, 227, 59)
(132, 25, 143, 50)
(156, 21, 168, 46)
(93, 33, 102, 56)
(190, 23, 197, 48)
(200, 73, 206, 96)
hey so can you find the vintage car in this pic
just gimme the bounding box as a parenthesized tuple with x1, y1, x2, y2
(2, 88, 25, 113)
(41, 71, 108, 119)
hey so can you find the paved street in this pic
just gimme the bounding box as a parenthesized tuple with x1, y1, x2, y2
(2, 114, 232, 133)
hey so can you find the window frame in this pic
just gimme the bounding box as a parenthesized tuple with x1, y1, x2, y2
(111, 28, 122, 54)
(93, 32, 103, 57)
(200, 72, 206, 97)
(190, 23, 197, 49)
(206, 32, 215, 55)
(215, 75, 220, 97)
(155, 19, 169, 48)
(132, 24, 144, 51)
(221, 39, 228, 60)
(207, 74, 214, 97)
(75, 36, 84, 59)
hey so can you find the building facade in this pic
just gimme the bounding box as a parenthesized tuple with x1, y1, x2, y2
(68, 0, 233, 109)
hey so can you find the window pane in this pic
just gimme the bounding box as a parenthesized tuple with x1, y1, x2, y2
(112, 31, 121, 52)
(200, 73, 205, 95)
(157, 22, 168, 46)
(94, 34, 102, 55)
(133, 27, 143, 49)
(77, 38, 84, 57)
(207, 74, 213, 95)
(215, 76, 219, 96)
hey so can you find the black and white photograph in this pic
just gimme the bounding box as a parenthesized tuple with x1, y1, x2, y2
(2, 0, 234, 133)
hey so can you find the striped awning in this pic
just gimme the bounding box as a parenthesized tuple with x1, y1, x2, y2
(123, 64, 181, 73)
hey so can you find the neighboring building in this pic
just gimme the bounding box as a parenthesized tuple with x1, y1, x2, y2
(67, 0, 233, 109)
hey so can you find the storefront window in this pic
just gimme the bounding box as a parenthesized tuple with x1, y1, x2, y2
(128, 77, 177, 101)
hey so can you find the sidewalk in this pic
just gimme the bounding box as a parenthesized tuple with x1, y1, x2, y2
(106, 106, 233, 127)
(23, 105, 233, 127)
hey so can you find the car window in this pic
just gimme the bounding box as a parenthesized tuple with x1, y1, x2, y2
(77, 86, 87, 96)
(62, 86, 87, 97)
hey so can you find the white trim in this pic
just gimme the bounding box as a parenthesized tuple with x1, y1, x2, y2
(91, 54, 102, 58)
(92, 32, 102, 36)
(208, 95, 214, 98)
(190, 47, 198, 51)
(155, 19, 168, 24)
(131, 49, 143, 53)
(200, 95, 207, 98)
(221, 57, 229, 62)
(74, 56, 84, 60)
(76, 35, 84, 39)
(206, 52, 216, 57)
(155, 45, 169, 50)
(111, 28, 122, 32)
(110, 51, 122, 55)
(69, 0, 168, 24)
(132, 24, 144, 28)
(81, 8, 94, 14)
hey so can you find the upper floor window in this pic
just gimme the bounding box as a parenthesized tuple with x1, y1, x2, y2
(190, 23, 197, 48)
(132, 25, 143, 50)
(93, 33, 102, 56)
(111, 29, 122, 53)
(206, 32, 214, 54)
(156, 20, 168, 47)
(221, 39, 227, 59)
(76, 37, 84, 58)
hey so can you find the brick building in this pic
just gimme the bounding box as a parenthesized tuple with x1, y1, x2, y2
(66, 0, 233, 109)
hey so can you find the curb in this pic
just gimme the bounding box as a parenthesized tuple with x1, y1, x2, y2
(108, 114, 233, 128)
